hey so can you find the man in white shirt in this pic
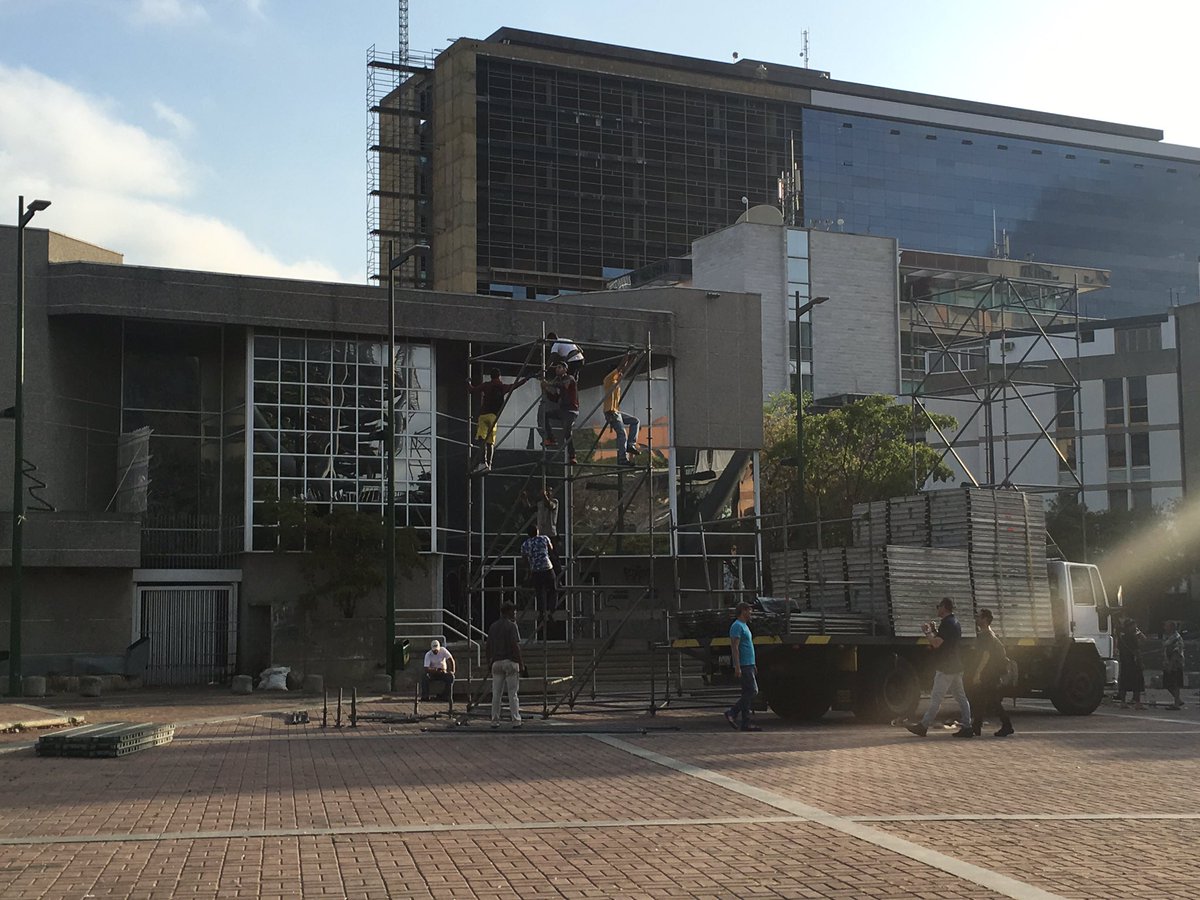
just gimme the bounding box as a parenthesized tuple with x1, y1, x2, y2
(420, 639, 456, 702)
(546, 332, 584, 377)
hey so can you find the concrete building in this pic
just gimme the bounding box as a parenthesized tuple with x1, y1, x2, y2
(1, 225, 764, 688)
(375, 28, 1200, 318)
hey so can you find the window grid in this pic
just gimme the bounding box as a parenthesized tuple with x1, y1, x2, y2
(249, 330, 433, 550)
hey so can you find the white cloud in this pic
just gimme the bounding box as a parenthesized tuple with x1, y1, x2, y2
(130, 0, 209, 26)
(0, 64, 346, 282)
(151, 100, 194, 138)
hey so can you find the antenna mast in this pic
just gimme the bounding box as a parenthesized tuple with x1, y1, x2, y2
(398, 0, 409, 68)
(800, 30, 810, 68)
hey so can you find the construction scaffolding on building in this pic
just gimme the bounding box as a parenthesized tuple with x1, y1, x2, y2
(901, 254, 1104, 501)
(444, 332, 762, 719)
(366, 43, 435, 284)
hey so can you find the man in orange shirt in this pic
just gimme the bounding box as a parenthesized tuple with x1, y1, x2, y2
(603, 352, 641, 467)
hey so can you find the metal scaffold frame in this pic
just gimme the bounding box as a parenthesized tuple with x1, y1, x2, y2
(451, 330, 762, 719)
(905, 271, 1086, 500)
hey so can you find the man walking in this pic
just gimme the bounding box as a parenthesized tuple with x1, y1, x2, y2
(487, 603, 523, 728)
(724, 601, 762, 732)
(907, 597, 973, 738)
(603, 351, 641, 466)
(969, 608, 1014, 737)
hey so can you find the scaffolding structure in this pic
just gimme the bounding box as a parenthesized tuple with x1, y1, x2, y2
(366, 44, 435, 284)
(447, 332, 762, 717)
(904, 264, 1088, 498)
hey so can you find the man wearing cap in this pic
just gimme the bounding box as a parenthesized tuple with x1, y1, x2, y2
(546, 332, 584, 378)
(420, 639, 456, 702)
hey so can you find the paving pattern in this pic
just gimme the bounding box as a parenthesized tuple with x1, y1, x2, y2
(1, 690, 1198, 899)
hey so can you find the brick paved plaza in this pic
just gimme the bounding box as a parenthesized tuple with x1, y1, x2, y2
(2, 689, 1199, 899)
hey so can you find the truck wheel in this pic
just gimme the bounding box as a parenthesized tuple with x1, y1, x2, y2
(762, 655, 834, 721)
(853, 655, 920, 723)
(1051, 649, 1105, 715)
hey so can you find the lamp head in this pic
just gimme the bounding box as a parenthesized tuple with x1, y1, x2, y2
(27, 199, 51, 213)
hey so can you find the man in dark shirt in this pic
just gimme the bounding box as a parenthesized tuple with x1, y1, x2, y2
(969, 608, 1014, 737)
(487, 603, 524, 728)
(466, 368, 527, 473)
(907, 597, 973, 738)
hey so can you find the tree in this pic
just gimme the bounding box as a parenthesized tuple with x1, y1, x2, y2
(761, 392, 957, 546)
(1045, 492, 1197, 625)
(263, 495, 425, 618)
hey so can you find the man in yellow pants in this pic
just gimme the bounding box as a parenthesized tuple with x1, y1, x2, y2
(467, 368, 527, 473)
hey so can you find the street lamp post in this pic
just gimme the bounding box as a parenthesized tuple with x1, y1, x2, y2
(8, 196, 51, 696)
(384, 241, 429, 682)
(792, 292, 829, 539)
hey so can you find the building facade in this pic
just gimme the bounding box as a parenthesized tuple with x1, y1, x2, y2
(377, 28, 1200, 318)
(1, 226, 764, 688)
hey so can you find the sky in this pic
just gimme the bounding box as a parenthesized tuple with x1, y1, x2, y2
(1, 0, 1195, 285)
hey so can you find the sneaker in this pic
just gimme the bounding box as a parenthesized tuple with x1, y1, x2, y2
(740, 725, 762, 732)
(952, 728, 974, 738)
(512, 722, 523, 729)
(971, 725, 981, 737)
(618, 457, 635, 467)
(723, 711, 739, 730)
(490, 721, 500, 729)
(994, 725, 1014, 737)
(568, 456, 578, 465)
(906, 723, 927, 737)
(472, 462, 489, 474)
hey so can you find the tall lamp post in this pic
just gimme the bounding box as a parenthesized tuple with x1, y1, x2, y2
(792, 292, 829, 537)
(8, 196, 51, 696)
(384, 240, 429, 681)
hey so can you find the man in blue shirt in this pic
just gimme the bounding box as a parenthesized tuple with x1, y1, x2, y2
(907, 597, 973, 738)
(521, 524, 557, 639)
(724, 601, 761, 732)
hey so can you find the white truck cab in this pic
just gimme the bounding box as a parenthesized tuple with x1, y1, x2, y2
(1048, 560, 1119, 685)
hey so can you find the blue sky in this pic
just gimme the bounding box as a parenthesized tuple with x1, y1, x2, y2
(1, 0, 1193, 283)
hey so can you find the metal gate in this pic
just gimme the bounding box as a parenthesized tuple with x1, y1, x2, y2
(135, 584, 237, 686)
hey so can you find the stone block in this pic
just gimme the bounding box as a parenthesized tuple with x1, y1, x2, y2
(231, 675, 254, 695)
(302, 674, 324, 694)
(370, 673, 393, 694)
(79, 676, 103, 698)
(22, 675, 47, 698)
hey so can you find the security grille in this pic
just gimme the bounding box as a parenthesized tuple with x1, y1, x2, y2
(135, 585, 237, 686)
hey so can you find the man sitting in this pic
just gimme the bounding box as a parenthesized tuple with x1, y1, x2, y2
(420, 639, 456, 702)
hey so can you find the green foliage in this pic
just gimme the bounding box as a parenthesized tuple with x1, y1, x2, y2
(762, 392, 957, 545)
(262, 495, 425, 618)
(1045, 492, 1196, 610)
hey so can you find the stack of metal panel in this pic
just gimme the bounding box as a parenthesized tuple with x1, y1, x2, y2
(888, 495, 932, 546)
(845, 547, 889, 629)
(851, 499, 890, 548)
(806, 547, 851, 614)
(884, 546, 974, 636)
(768, 548, 809, 608)
(36, 722, 175, 758)
(926, 488, 1054, 639)
(788, 610, 878, 636)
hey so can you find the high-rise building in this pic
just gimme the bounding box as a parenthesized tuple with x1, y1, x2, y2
(374, 28, 1200, 316)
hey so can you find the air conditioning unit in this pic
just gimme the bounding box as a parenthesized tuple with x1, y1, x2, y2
(1001, 341, 1016, 352)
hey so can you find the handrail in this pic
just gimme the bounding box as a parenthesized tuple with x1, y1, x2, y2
(395, 607, 484, 664)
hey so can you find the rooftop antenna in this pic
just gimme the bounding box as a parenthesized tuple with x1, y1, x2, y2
(800, 30, 810, 68)
(398, 0, 409, 68)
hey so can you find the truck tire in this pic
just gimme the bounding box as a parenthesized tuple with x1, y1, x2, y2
(852, 655, 920, 723)
(1051, 647, 1105, 715)
(761, 654, 835, 721)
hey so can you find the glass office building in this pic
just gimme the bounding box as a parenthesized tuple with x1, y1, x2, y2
(802, 109, 1200, 318)
(383, 30, 1200, 320)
